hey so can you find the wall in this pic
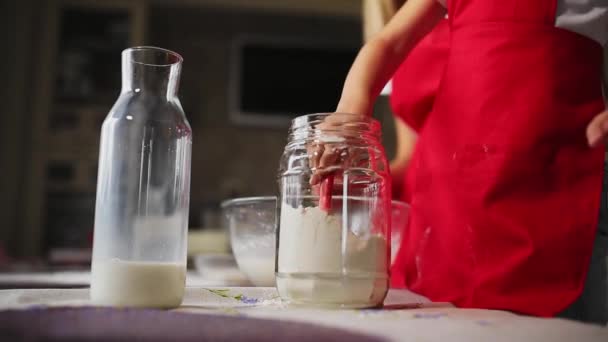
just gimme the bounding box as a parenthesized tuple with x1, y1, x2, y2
(0, 0, 393, 255)
(0, 0, 37, 255)
(146, 5, 392, 226)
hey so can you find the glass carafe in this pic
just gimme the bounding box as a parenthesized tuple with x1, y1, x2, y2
(276, 113, 391, 308)
(90, 47, 192, 308)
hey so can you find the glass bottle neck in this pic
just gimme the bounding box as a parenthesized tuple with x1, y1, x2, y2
(121, 47, 182, 99)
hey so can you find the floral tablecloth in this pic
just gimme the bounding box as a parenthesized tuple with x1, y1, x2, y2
(1, 286, 606, 341)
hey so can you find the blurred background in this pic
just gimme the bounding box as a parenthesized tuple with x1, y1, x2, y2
(0, 0, 397, 272)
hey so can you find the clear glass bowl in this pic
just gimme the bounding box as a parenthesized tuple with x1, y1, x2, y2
(221, 196, 277, 287)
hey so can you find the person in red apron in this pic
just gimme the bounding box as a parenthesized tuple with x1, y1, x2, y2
(319, 0, 608, 323)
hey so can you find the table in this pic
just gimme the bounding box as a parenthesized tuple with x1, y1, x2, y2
(1, 286, 606, 341)
(0, 270, 244, 289)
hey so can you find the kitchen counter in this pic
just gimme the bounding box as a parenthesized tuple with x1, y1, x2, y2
(0, 270, 245, 289)
(0, 285, 606, 341)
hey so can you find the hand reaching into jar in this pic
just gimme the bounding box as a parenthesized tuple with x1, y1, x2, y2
(308, 113, 366, 185)
(308, 112, 379, 211)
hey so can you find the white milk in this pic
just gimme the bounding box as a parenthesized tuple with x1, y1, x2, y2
(277, 205, 388, 307)
(235, 257, 275, 286)
(90, 258, 186, 308)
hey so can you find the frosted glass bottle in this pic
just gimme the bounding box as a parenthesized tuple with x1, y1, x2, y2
(90, 47, 192, 308)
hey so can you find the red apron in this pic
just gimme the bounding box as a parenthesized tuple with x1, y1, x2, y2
(391, 0, 605, 316)
(389, 19, 450, 203)
(390, 19, 450, 133)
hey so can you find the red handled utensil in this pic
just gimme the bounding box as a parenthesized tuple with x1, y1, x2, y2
(319, 174, 334, 212)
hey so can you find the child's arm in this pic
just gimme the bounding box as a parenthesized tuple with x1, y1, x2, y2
(336, 0, 446, 117)
(308, 0, 445, 186)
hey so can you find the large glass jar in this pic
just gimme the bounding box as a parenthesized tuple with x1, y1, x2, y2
(276, 113, 391, 308)
(90, 47, 192, 308)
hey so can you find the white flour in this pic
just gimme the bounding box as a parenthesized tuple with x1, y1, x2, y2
(90, 258, 186, 308)
(277, 204, 388, 307)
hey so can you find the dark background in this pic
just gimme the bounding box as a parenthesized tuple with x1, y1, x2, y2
(0, 0, 397, 264)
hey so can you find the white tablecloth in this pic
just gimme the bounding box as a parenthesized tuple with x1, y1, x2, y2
(1, 286, 606, 342)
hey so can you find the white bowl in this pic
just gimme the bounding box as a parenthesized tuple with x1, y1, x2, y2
(193, 253, 250, 286)
(221, 196, 277, 287)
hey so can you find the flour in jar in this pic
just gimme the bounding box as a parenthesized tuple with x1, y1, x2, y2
(277, 204, 388, 307)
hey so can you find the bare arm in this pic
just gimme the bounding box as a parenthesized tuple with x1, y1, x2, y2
(337, 0, 446, 116)
(362, 0, 404, 42)
(311, 0, 444, 185)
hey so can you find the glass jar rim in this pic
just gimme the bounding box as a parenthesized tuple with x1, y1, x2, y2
(391, 199, 410, 210)
(220, 196, 408, 208)
(290, 112, 380, 131)
(220, 196, 277, 209)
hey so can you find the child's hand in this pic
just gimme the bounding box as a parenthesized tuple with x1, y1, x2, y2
(308, 112, 365, 185)
(586, 109, 608, 147)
